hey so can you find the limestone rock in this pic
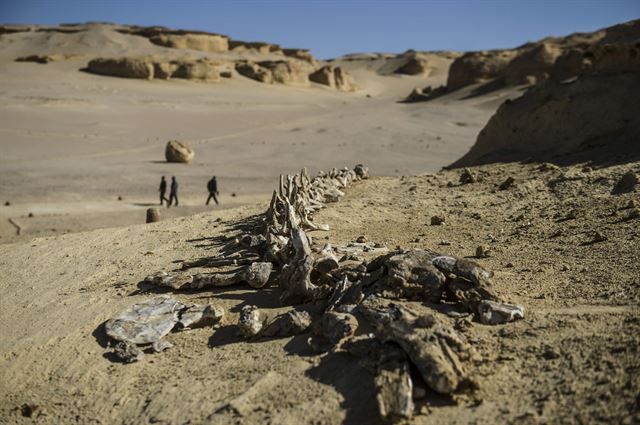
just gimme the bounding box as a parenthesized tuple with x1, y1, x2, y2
(282, 48, 316, 64)
(504, 43, 563, 85)
(149, 33, 229, 52)
(236, 60, 311, 86)
(309, 65, 356, 91)
(87, 57, 154, 79)
(395, 53, 431, 75)
(447, 50, 517, 90)
(172, 60, 221, 81)
(165, 140, 194, 164)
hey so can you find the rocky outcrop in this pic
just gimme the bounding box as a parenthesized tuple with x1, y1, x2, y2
(450, 42, 640, 167)
(504, 43, 563, 85)
(172, 60, 221, 81)
(309, 66, 356, 91)
(87, 57, 155, 79)
(229, 41, 280, 54)
(446, 19, 639, 91)
(235, 61, 274, 83)
(149, 33, 229, 52)
(551, 49, 588, 81)
(282, 48, 316, 64)
(165, 141, 194, 164)
(446, 50, 517, 90)
(236, 60, 312, 86)
(86, 57, 222, 81)
(394, 53, 432, 75)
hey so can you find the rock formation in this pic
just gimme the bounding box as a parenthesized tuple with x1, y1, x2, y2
(309, 65, 356, 91)
(87, 57, 154, 79)
(148, 33, 229, 52)
(394, 52, 431, 75)
(447, 50, 517, 90)
(445, 19, 639, 92)
(282, 48, 316, 64)
(236, 60, 312, 86)
(504, 42, 562, 85)
(86, 57, 222, 81)
(229, 40, 280, 54)
(451, 41, 640, 166)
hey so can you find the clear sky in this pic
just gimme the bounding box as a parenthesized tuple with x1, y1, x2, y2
(2, 0, 638, 59)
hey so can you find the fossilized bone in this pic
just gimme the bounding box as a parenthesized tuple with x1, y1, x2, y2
(187, 262, 273, 289)
(359, 296, 477, 395)
(105, 295, 185, 345)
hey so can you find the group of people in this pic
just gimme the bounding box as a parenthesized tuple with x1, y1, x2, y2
(158, 175, 219, 207)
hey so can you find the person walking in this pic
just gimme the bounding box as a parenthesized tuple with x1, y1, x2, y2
(159, 176, 168, 206)
(168, 176, 179, 207)
(206, 176, 219, 205)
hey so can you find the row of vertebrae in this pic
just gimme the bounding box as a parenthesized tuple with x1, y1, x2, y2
(264, 164, 369, 303)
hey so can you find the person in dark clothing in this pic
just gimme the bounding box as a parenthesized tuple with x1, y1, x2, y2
(159, 176, 168, 206)
(168, 176, 179, 207)
(206, 176, 219, 205)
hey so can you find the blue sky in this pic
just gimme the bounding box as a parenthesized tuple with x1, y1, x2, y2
(2, 1, 638, 58)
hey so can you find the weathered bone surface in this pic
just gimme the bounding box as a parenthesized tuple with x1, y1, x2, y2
(105, 296, 185, 345)
(178, 304, 225, 329)
(144, 271, 192, 289)
(314, 244, 340, 273)
(365, 249, 446, 302)
(309, 310, 358, 352)
(278, 204, 325, 304)
(432, 256, 494, 287)
(326, 275, 363, 313)
(113, 341, 145, 363)
(477, 300, 525, 325)
(343, 336, 415, 422)
(238, 305, 264, 338)
(359, 296, 476, 395)
(188, 262, 273, 289)
(261, 309, 312, 337)
(376, 356, 415, 424)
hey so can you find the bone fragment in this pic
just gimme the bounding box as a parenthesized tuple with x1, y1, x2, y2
(359, 297, 476, 395)
(105, 295, 185, 345)
(261, 309, 312, 338)
(376, 358, 414, 424)
(366, 249, 446, 302)
(188, 262, 273, 289)
(144, 271, 192, 289)
(477, 300, 524, 325)
(238, 305, 264, 338)
(179, 304, 225, 329)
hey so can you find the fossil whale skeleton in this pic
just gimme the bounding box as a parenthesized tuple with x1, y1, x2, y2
(104, 164, 524, 423)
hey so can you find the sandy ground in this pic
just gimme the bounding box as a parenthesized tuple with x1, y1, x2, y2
(0, 53, 519, 243)
(0, 159, 638, 424)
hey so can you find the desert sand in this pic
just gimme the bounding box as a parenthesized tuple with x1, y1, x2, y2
(0, 24, 515, 243)
(0, 21, 638, 425)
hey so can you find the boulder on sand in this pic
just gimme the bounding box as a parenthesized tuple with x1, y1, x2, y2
(87, 57, 154, 79)
(309, 65, 356, 91)
(165, 141, 194, 164)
